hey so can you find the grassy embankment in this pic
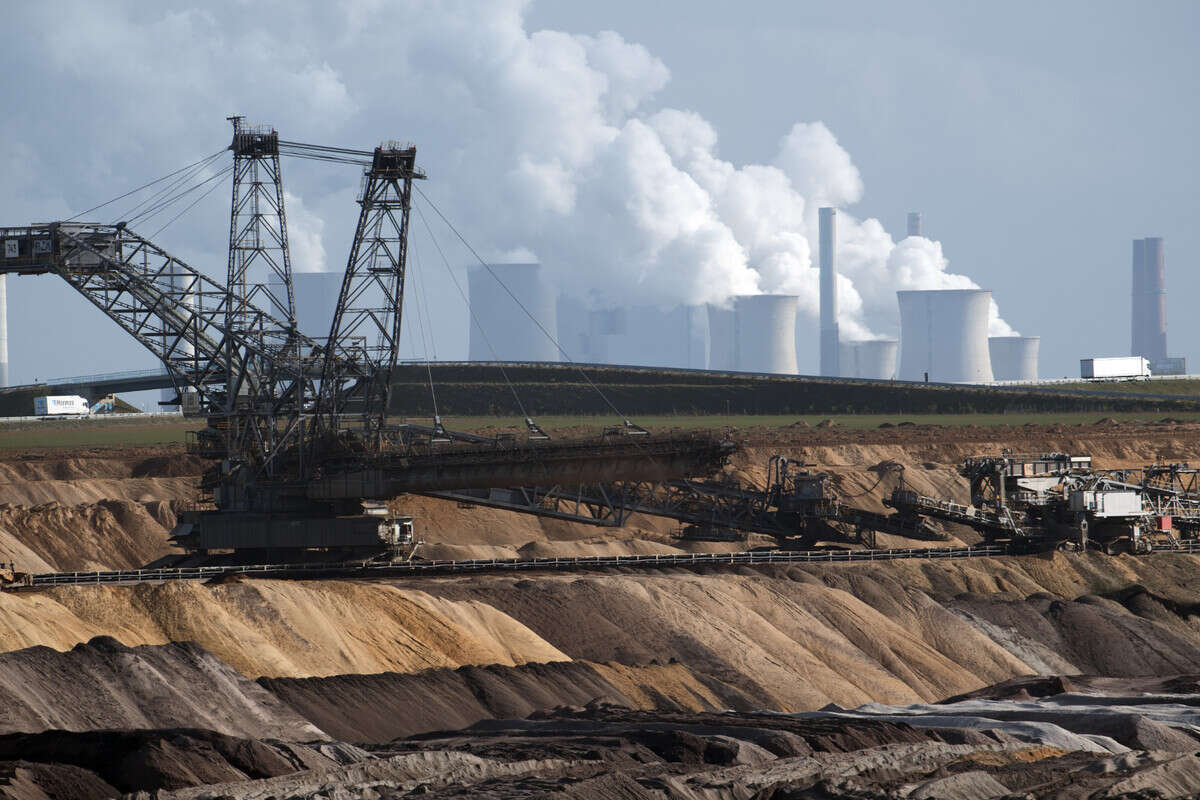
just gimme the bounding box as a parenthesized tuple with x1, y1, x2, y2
(1, 409, 1198, 450)
(1039, 379, 1200, 396)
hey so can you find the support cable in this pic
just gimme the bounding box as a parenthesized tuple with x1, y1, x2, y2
(413, 202, 536, 427)
(114, 152, 227, 224)
(407, 238, 442, 428)
(413, 185, 633, 427)
(149, 165, 235, 239)
(65, 150, 225, 222)
(129, 164, 233, 229)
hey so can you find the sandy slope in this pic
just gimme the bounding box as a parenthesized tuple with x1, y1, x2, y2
(0, 637, 324, 740)
(3, 552, 1200, 716)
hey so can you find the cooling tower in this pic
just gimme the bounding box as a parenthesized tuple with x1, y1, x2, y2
(839, 339, 898, 380)
(988, 336, 1039, 381)
(735, 295, 798, 375)
(906, 212, 923, 238)
(0, 274, 8, 388)
(467, 263, 558, 362)
(1131, 237, 1167, 362)
(818, 207, 839, 377)
(587, 304, 704, 368)
(293, 272, 344, 342)
(707, 305, 736, 370)
(897, 289, 994, 383)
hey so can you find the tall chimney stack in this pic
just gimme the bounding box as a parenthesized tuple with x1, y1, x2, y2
(906, 211, 923, 238)
(1131, 237, 1167, 362)
(818, 207, 839, 377)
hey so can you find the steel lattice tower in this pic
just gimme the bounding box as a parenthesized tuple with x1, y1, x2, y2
(317, 143, 424, 446)
(226, 116, 296, 330)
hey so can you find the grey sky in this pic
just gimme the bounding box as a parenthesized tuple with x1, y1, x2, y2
(1, 0, 1195, 392)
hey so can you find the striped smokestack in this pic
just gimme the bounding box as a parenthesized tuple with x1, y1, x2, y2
(818, 207, 839, 377)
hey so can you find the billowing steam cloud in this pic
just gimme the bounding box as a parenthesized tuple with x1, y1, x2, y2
(366, 2, 1019, 340)
(5, 0, 1017, 344)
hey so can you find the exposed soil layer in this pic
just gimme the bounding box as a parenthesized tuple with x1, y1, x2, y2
(5, 427, 1200, 796)
(260, 659, 757, 742)
(11, 700, 1200, 799)
(0, 636, 323, 740)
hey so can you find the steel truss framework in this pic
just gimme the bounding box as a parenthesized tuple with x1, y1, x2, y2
(20, 223, 318, 482)
(317, 145, 424, 445)
(423, 472, 941, 546)
(226, 117, 296, 328)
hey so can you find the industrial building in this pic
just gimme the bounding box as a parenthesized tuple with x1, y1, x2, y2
(467, 263, 559, 362)
(839, 339, 898, 380)
(897, 289, 994, 383)
(988, 336, 1039, 382)
(735, 294, 799, 375)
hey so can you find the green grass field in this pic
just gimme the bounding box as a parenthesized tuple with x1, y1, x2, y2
(1038, 379, 1200, 396)
(0, 419, 197, 450)
(411, 410, 1200, 434)
(0, 409, 1195, 451)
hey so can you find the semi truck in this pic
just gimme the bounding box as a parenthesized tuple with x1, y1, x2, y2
(33, 395, 92, 416)
(1080, 357, 1151, 381)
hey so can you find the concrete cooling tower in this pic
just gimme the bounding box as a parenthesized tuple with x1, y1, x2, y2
(988, 336, 1039, 382)
(897, 289, 994, 383)
(292, 272, 345, 342)
(467, 263, 558, 362)
(839, 339, 899, 380)
(586, 304, 705, 368)
(707, 305, 736, 370)
(735, 295, 798, 375)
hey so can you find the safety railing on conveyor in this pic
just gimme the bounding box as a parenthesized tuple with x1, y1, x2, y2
(19, 545, 1014, 588)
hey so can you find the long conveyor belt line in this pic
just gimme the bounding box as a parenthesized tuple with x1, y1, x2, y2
(13, 540, 1200, 590)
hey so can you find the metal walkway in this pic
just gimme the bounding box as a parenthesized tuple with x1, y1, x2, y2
(0, 544, 1041, 589)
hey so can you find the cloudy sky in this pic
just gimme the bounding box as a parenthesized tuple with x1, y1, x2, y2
(0, 0, 1195, 395)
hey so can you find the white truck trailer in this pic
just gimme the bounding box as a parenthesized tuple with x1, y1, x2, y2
(1080, 357, 1151, 381)
(33, 395, 92, 416)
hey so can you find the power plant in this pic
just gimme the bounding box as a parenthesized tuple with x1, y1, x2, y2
(818, 207, 839, 377)
(897, 289, 994, 383)
(988, 336, 1039, 382)
(839, 339, 898, 380)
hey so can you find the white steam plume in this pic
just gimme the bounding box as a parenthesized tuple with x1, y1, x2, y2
(10, 0, 1017, 340)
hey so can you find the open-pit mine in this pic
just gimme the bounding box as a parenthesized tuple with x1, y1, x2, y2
(3, 419, 1200, 798)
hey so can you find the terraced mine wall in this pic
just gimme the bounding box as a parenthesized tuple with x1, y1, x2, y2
(389, 363, 1200, 416)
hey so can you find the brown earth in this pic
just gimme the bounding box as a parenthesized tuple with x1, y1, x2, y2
(4, 425, 1200, 796)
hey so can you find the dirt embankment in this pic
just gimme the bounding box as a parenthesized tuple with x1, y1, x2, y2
(3, 552, 1200, 711)
(0, 449, 204, 572)
(0, 422, 1196, 568)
